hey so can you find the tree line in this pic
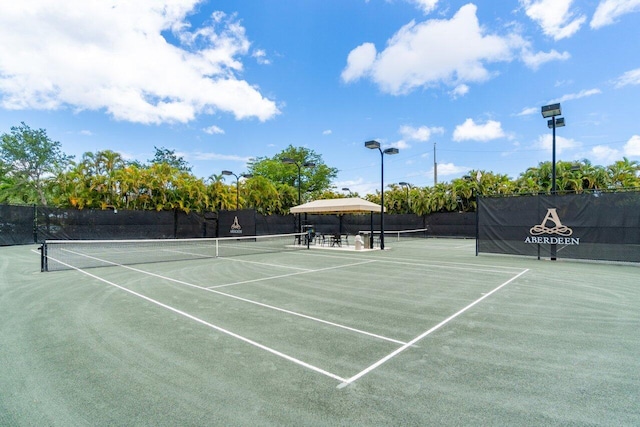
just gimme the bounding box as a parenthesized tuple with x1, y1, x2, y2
(1, 123, 639, 215)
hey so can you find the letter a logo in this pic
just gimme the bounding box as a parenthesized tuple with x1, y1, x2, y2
(231, 216, 242, 230)
(530, 208, 573, 236)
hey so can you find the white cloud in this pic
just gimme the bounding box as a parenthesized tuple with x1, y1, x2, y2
(590, 145, 621, 163)
(516, 106, 538, 116)
(341, 43, 377, 83)
(436, 162, 469, 177)
(203, 125, 225, 135)
(624, 134, 640, 156)
(399, 125, 444, 141)
(191, 152, 251, 162)
(342, 4, 522, 95)
(551, 88, 602, 103)
(521, 48, 570, 70)
(390, 140, 411, 150)
(591, 0, 640, 28)
(0, 1, 279, 124)
(453, 119, 506, 142)
(614, 68, 640, 88)
(521, 0, 586, 40)
(408, 0, 439, 14)
(322, 129, 332, 135)
(534, 134, 581, 154)
(252, 49, 271, 65)
(449, 84, 469, 98)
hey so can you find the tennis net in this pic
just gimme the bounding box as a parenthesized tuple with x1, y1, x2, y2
(41, 232, 307, 272)
(358, 228, 429, 245)
(382, 228, 429, 241)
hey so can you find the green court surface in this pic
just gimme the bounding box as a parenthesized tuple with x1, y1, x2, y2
(1, 239, 638, 426)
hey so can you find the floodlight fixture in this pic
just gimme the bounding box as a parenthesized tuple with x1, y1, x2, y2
(364, 140, 399, 250)
(221, 170, 251, 210)
(364, 140, 381, 149)
(541, 103, 561, 118)
(541, 102, 566, 261)
(281, 158, 316, 242)
(548, 117, 565, 128)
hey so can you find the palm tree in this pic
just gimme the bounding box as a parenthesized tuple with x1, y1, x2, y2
(607, 157, 640, 188)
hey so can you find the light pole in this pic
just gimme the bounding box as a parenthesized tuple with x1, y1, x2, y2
(282, 158, 316, 241)
(541, 103, 565, 261)
(221, 170, 252, 210)
(541, 103, 565, 194)
(365, 140, 399, 250)
(342, 187, 353, 197)
(399, 182, 411, 212)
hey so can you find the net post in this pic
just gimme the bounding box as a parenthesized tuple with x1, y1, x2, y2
(40, 242, 48, 272)
(215, 239, 219, 257)
(475, 190, 479, 256)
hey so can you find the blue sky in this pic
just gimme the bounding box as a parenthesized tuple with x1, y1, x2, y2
(1, 0, 639, 195)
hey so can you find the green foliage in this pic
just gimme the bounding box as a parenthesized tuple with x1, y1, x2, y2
(0, 122, 73, 205)
(247, 145, 338, 208)
(3, 124, 640, 216)
(148, 146, 192, 172)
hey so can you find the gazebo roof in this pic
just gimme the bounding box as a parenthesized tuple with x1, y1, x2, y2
(289, 197, 384, 214)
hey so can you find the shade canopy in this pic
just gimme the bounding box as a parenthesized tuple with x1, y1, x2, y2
(289, 197, 384, 214)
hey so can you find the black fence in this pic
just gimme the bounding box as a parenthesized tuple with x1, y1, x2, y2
(1, 204, 476, 246)
(478, 191, 640, 263)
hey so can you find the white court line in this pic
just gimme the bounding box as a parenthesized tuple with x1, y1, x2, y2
(291, 250, 522, 275)
(208, 260, 377, 289)
(56, 250, 405, 345)
(337, 268, 530, 389)
(167, 248, 312, 271)
(47, 254, 348, 383)
(215, 256, 312, 271)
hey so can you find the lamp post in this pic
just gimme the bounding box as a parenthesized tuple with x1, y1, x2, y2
(365, 140, 399, 250)
(399, 182, 411, 212)
(282, 158, 316, 241)
(541, 103, 565, 194)
(342, 187, 353, 197)
(221, 170, 252, 210)
(541, 103, 566, 261)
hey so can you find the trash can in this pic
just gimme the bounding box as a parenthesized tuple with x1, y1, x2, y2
(355, 234, 363, 250)
(362, 232, 371, 249)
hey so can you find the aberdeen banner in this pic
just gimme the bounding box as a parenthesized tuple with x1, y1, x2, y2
(218, 209, 256, 238)
(477, 192, 640, 263)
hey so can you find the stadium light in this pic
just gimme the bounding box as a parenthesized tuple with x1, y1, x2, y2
(541, 103, 562, 118)
(365, 140, 399, 250)
(541, 103, 565, 195)
(222, 170, 252, 210)
(282, 158, 316, 242)
(399, 182, 411, 211)
(541, 102, 566, 261)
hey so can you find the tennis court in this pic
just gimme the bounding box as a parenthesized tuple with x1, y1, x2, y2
(1, 236, 638, 425)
